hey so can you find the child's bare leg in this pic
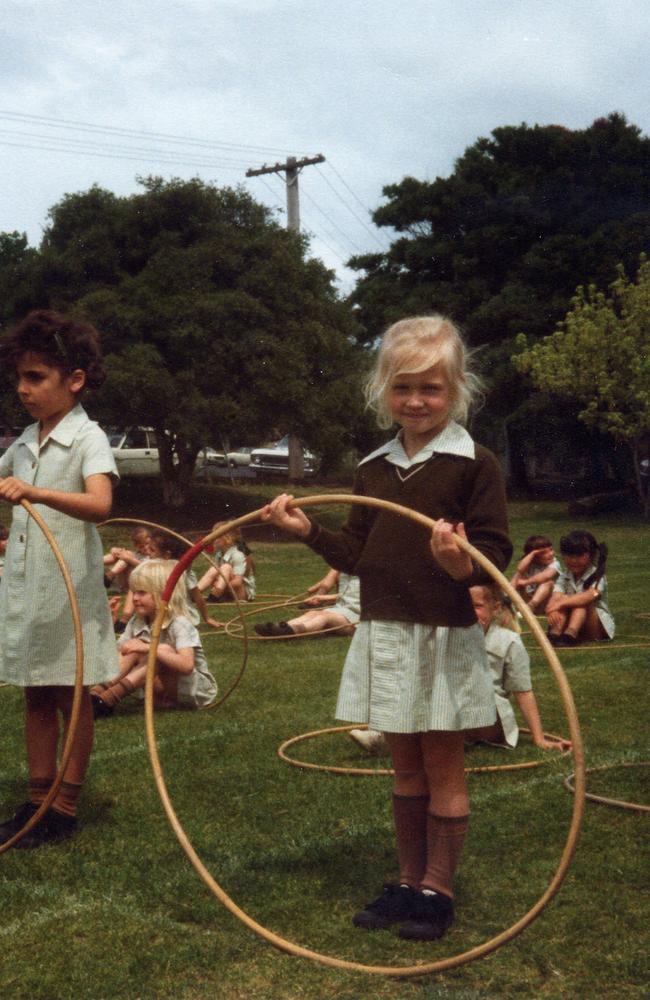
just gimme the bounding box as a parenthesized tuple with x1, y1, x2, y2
(464, 720, 506, 745)
(25, 686, 59, 804)
(54, 687, 94, 816)
(153, 665, 179, 709)
(286, 610, 354, 635)
(546, 597, 568, 636)
(529, 581, 554, 613)
(573, 606, 607, 641)
(197, 566, 219, 593)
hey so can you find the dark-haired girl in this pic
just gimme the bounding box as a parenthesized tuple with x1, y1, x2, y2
(0, 309, 119, 847)
(546, 531, 614, 647)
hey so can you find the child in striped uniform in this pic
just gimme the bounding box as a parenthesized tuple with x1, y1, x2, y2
(263, 315, 512, 940)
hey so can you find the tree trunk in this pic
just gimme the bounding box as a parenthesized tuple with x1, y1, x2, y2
(288, 433, 305, 482)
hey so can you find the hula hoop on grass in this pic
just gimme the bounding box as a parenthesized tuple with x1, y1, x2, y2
(564, 761, 650, 814)
(144, 495, 585, 977)
(99, 517, 248, 709)
(0, 499, 84, 853)
(277, 724, 571, 777)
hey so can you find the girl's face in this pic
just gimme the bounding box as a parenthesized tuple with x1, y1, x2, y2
(470, 587, 498, 631)
(389, 365, 452, 450)
(563, 551, 591, 577)
(131, 589, 156, 621)
(147, 538, 168, 559)
(16, 352, 85, 434)
(134, 534, 151, 556)
(536, 546, 556, 566)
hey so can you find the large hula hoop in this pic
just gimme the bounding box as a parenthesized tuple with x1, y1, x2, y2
(143, 495, 585, 977)
(0, 499, 84, 853)
(99, 517, 248, 710)
(277, 723, 571, 777)
(564, 761, 650, 814)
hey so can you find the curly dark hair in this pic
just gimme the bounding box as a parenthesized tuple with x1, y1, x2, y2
(0, 309, 106, 389)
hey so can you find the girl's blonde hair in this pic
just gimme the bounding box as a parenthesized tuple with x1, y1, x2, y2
(476, 582, 521, 634)
(364, 314, 482, 429)
(211, 520, 239, 550)
(129, 559, 192, 627)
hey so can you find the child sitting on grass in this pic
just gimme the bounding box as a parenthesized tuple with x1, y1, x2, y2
(546, 530, 614, 647)
(465, 583, 570, 750)
(103, 525, 151, 590)
(255, 568, 359, 637)
(91, 559, 217, 717)
(197, 522, 256, 603)
(510, 534, 560, 614)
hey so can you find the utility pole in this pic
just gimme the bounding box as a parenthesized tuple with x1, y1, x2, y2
(246, 153, 326, 481)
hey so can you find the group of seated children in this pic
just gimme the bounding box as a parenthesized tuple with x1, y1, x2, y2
(511, 529, 614, 648)
(96, 522, 261, 719)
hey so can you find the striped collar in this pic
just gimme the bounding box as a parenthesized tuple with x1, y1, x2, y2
(359, 421, 475, 470)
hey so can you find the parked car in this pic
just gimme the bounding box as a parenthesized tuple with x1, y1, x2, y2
(249, 436, 317, 477)
(110, 429, 223, 478)
(226, 446, 253, 467)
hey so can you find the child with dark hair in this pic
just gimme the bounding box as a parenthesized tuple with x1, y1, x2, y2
(0, 309, 118, 847)
(546, 530, 614, 647)
(510, 534, 560, 614)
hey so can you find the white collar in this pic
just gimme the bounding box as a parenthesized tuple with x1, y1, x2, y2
(17, 403, 90, 454)
(359, 421, 475, 470)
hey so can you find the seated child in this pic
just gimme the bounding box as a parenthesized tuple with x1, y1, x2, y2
(255, 569, 359, 637)
(103, 526, 151, 590)
(510, 534, 560, 614)
(91, 559, 217, 717)
(546, 530, 614, 647)
(138, 529, 221, 630)
(352, 583, 570, 756)
(197, 522, 256, 603)
(465, 583, 570, 749)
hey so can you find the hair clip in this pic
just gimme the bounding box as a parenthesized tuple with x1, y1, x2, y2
(53, 332, 70, 360)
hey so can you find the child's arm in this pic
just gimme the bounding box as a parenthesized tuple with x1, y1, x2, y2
(0, 472, 112, 523)
(515, 550, 537, 573)
(513, 690, 572, 751)
(155, 643, 195, 675)
(524, 565, 560, 586)
(547, 587, 600, 611)
(307, 568, 340, 595)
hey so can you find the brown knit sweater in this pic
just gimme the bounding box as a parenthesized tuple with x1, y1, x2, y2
(306, 445, 512, 627)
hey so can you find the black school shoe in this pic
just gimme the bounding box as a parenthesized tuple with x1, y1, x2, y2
(398, 890, 454, 940)
(0, 802, 76, 848)
(352, 883, 419, 930)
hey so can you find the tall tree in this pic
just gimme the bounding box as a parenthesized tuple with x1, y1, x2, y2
(0, 177, 367, 506)
(513, 257, 650, 514)
(350, 113, 650, 348)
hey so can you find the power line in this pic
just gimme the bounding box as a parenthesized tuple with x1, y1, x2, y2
(315, 163, 386, 250)
(0, 136, 248, 171)
(299, 187, 366, 256)
(0, 109, 303, 157)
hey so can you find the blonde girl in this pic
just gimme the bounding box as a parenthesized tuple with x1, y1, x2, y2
(263, 314, 512, 941)
(466, 583, 570, 751)
(197, 522, 256, 602)
(90, 559, 217, 716)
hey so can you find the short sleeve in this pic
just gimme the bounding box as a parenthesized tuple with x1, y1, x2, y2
(502, 635, 532, 693)
(79, 425, 119, 481)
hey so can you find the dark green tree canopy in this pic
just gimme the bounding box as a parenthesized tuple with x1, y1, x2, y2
(0, 177, 367, 505)
(351, 114, 650, 347)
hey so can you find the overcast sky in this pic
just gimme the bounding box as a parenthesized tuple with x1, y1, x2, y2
(2, 0, 649, 292)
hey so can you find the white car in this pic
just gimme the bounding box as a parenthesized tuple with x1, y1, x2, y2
(249, 436, 317, 477)
(110, 429, 225, 478)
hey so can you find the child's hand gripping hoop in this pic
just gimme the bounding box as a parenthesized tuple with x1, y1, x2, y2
(0, 500, 84, 853)
(143, 494, 586, 977)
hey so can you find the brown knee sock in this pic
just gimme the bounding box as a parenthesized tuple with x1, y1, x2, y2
(392, 793, 429, 887)
(421, 812, 469, 898)
(52, 780, 83, 818)
(28, 776, 54, 806)
(99, 677, 136, 707)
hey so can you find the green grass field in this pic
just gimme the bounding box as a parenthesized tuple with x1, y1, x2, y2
(0, 493, 648, 999)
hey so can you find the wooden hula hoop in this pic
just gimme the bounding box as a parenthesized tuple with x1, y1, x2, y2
(99, 517, 248, 710)
(277, 724, 571, 777)
(0, 499, 84, 853)
(143, 495, 585, 977)
(564, 761, 650, 814)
